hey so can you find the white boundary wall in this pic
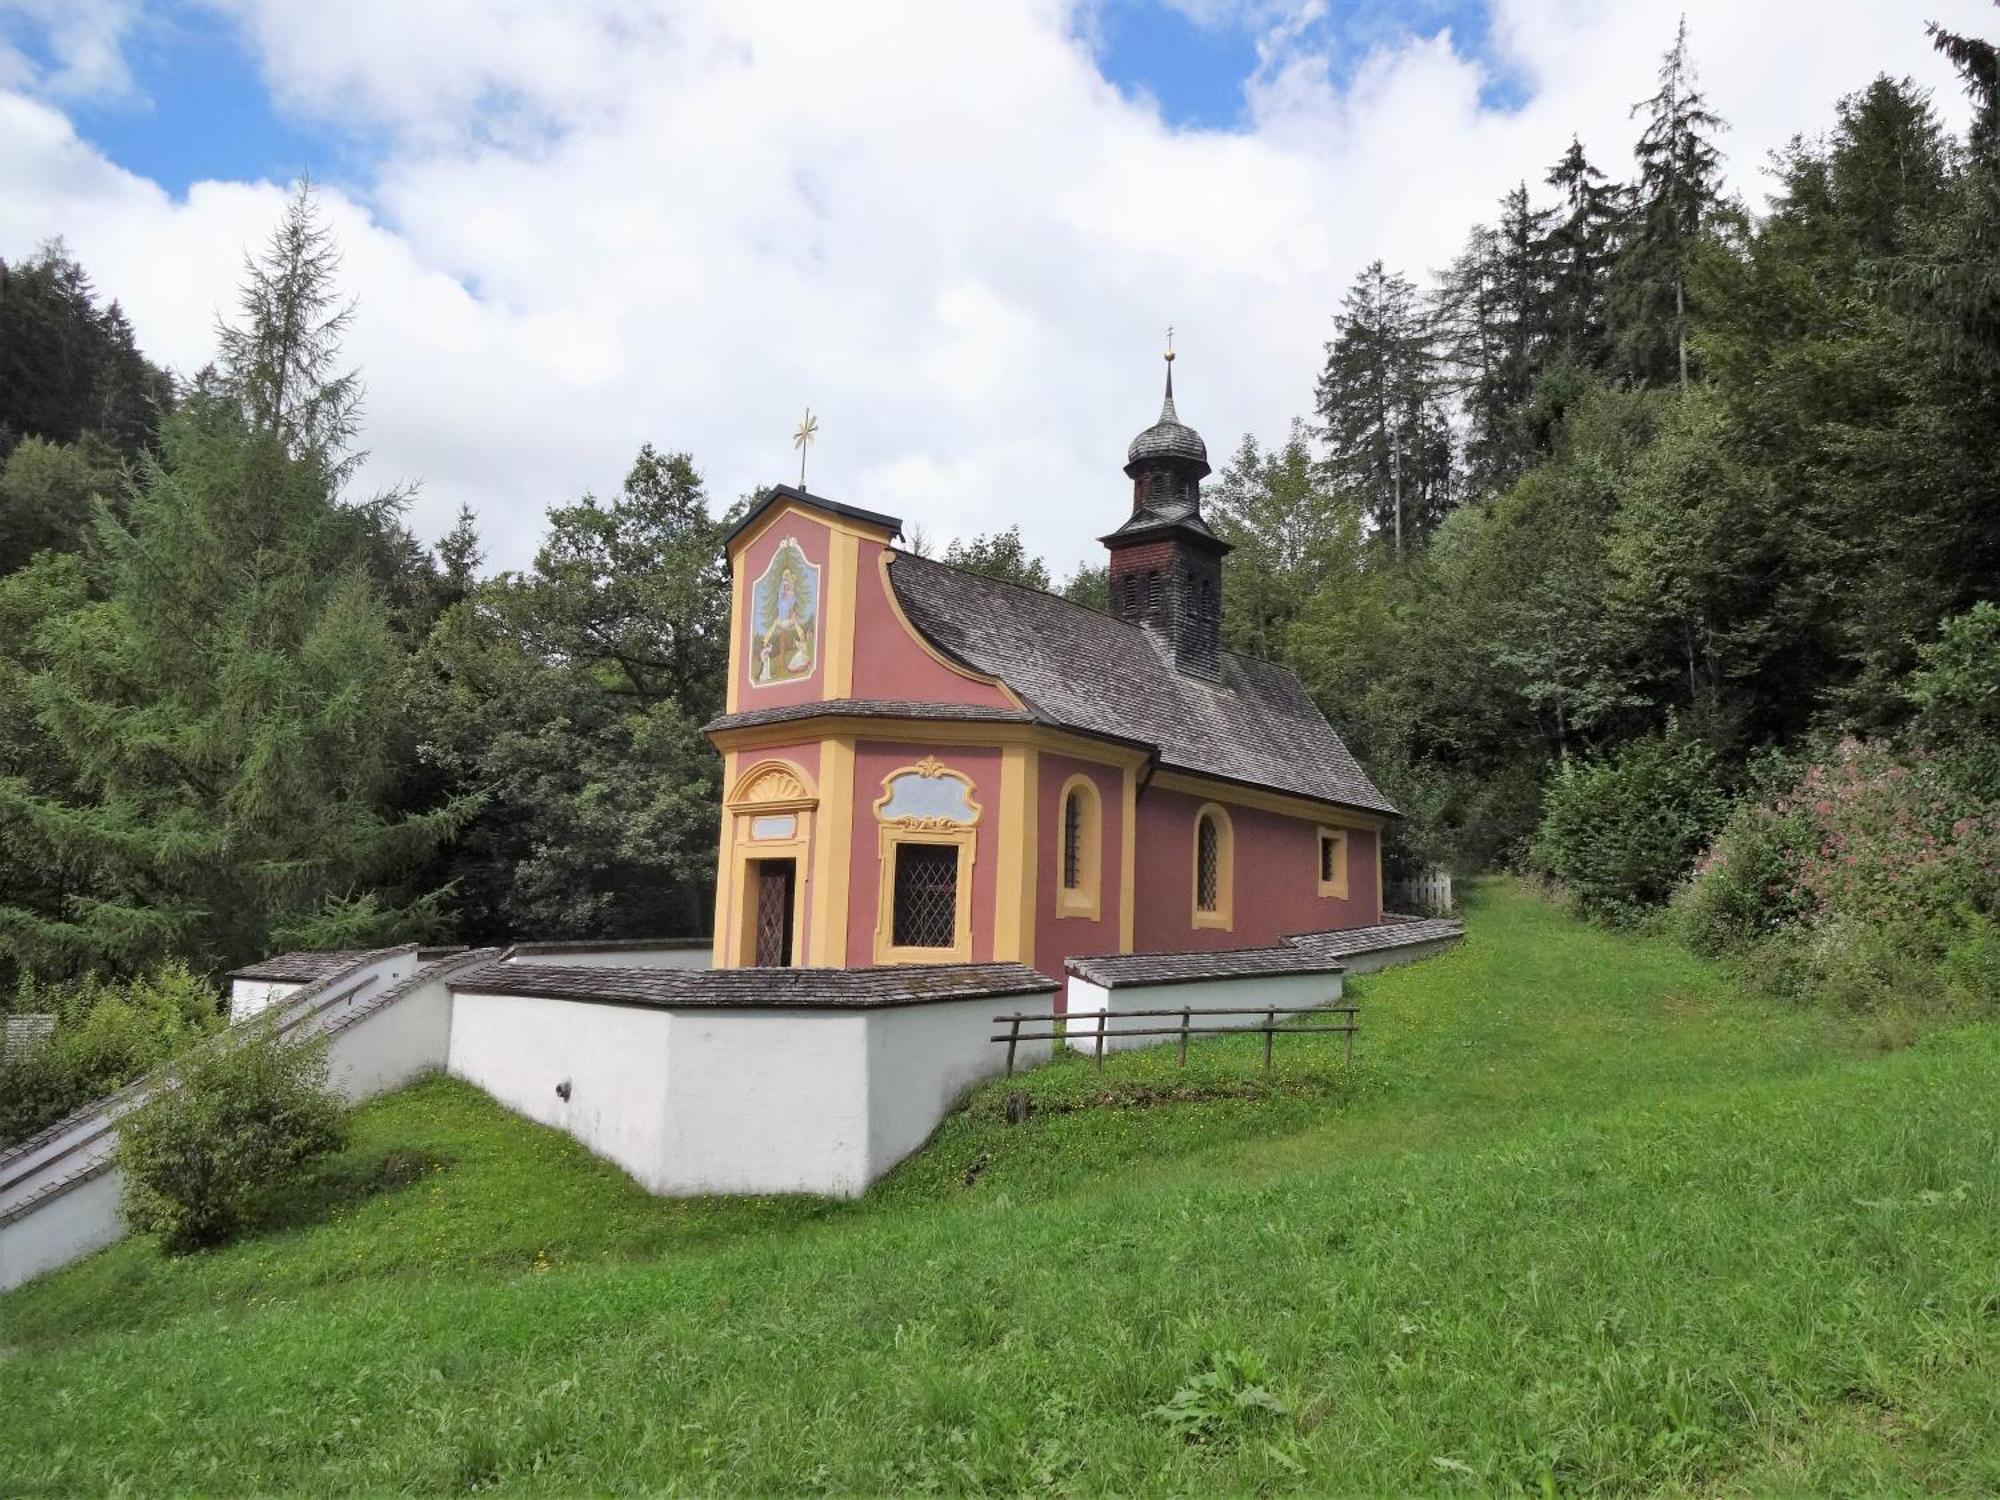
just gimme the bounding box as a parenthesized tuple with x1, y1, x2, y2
(0, 945, 474, 1294)
(449, 992, 1051, 1197)
(228, 977, 307, 1022)
(1061, 970, 1346, 1056)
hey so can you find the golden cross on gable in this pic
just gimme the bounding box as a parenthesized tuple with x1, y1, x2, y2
(793, 407, 818, 488)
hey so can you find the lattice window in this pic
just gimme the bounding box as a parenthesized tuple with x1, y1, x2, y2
(1196, 814, 1220, 912)
(892, 843, 958, 949)
(1063, 789, 1083, 890)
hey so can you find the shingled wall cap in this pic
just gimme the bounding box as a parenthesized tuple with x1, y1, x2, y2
(451, 960, 1057, 1011)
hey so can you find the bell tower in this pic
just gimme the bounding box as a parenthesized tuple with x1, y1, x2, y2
(1102, 343, 1230, 677)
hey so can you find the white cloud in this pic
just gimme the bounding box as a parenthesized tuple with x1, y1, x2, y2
(0, 0, 141, 99)
(0, 0, 1989, 574)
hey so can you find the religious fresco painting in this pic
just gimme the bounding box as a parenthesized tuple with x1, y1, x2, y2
(750, 536, 820, 686)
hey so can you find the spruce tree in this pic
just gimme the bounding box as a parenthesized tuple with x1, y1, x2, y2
(1315, 261, 1454, 556)
(1612, 17, 1727, 389)
(1540, 137, 1623, 368)
(1441, 186, 1556, 497)
(0, 186, 466, 977)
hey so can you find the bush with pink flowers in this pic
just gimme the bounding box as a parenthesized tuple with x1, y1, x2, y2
(1676, 738, 2000, 1013)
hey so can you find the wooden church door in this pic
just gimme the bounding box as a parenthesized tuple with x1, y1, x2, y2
(754, 858, 796, 966)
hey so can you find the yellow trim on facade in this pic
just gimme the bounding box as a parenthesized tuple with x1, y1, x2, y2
(992, 746, 1038, 961)
(808, 736, 855, 965)
(867, 754, 983, 966)
(712, 715, 1147, 769)
(712, 750, 739, 966)
(825, 529, 859, 700)
(1375, 834, 1385, 923)
(1316, 825, 1351, 900)
(725, 497, 893, 717)
(1191, 801, 1235, 932)
(876, 551, 1027, 709)
(730, 822, 812, 967)
(724, 567, 745, 715)
(872, 825, 978, 965)
(869, 755, 983, 825)
(730, 498, 897, 558)
(1119, 762, 1137, 952)
(728, 757, 818, 808)
(716, 754, 818, 968)
(1054, 771, 1102, 922)
(1149, 768, 1387, 831)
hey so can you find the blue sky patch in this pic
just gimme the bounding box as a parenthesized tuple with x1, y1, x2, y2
(1090, 0, 1528, 130)
(3, 1, 350, 196)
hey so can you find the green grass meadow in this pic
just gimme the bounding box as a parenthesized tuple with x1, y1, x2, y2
(4, 880, 1999, 1494)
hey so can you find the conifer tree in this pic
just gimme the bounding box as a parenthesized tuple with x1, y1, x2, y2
(1315, 261, 1454, 556)
(1612, 17, 1727, 389)
(1540, 137, 1623, 367)
(1441, 186, 1556, 497)
(0, 186, 466, 976)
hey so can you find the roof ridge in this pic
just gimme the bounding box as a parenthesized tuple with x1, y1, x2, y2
(896, 548, 1314, 688)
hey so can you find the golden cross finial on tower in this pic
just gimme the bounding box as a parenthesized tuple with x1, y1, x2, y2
(1165, 324, 1175, 363)
(792, 406, 818, 488)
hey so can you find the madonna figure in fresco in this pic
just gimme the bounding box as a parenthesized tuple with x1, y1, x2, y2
(752, 540, 817, 684)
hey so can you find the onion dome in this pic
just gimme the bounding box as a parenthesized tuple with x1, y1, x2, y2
(1123, 358, 1210, 480)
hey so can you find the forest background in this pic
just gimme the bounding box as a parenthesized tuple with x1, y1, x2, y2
(0, 17, 1995, 1136)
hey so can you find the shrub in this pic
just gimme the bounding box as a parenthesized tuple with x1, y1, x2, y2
(1908, 601, 2000, 800)
(1531, 728, 1730, 923)
(0, 962, 222, 1145)
(118, 1019, 347, 1252)
(1676, 739, 2000, 1012)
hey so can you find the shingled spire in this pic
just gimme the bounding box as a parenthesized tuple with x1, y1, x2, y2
(1102, 344, 1230, 677)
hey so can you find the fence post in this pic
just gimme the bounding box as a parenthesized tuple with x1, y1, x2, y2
(1004, 1013, 1022, 1077)
(1344, 1008, 1355, 1068)
(1262, 1007, 1276, 1074)
(1178, 1006, 1190, 1067)
(1094, 1008, 1107, 1072)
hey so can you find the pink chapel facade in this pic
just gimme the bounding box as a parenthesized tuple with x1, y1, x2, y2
(702, 363, 1398, 991)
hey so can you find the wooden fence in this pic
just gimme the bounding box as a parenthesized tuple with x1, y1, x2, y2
(992, 1003, 1358, 1076)
(1390, 869, 1454, 914)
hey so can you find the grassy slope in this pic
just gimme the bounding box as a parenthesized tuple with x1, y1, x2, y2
(4, 881, 1999, 1495)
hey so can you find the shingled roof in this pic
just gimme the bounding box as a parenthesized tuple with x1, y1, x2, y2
(885, 553, 1396, 815)
(452, 960, 1055, 1010)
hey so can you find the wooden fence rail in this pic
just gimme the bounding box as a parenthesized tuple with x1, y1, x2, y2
(991, 1003, 1358, 1076)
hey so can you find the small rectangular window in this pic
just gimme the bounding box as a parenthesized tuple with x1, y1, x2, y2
(892, 843, 959, 949)
(1318, 829, 1349, 898)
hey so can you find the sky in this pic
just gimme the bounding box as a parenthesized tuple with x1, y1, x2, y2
(0, 0, 1987, 575)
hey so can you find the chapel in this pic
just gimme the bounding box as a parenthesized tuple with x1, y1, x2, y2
(702, 357, 1397, 980)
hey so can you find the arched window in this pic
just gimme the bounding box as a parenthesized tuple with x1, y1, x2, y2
(1191, 803, 1233, 930)
(1146, 570, 1161, 615)
(1057, 774, 1102, 919)
(1123, 575, 1138, 619)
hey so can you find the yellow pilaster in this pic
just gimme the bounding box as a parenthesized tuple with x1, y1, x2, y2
(809, 736, 856, 965)
(1119, 762, 1137, 953)
(712, 751, 739, 967)
(825, 530, 859, 700)
(994, 744, 1037, 964)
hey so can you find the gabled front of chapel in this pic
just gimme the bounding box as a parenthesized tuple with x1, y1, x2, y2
(703, 361, 1397, 980)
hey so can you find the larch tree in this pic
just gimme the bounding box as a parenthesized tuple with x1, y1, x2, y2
(0, 186, 467, 977)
